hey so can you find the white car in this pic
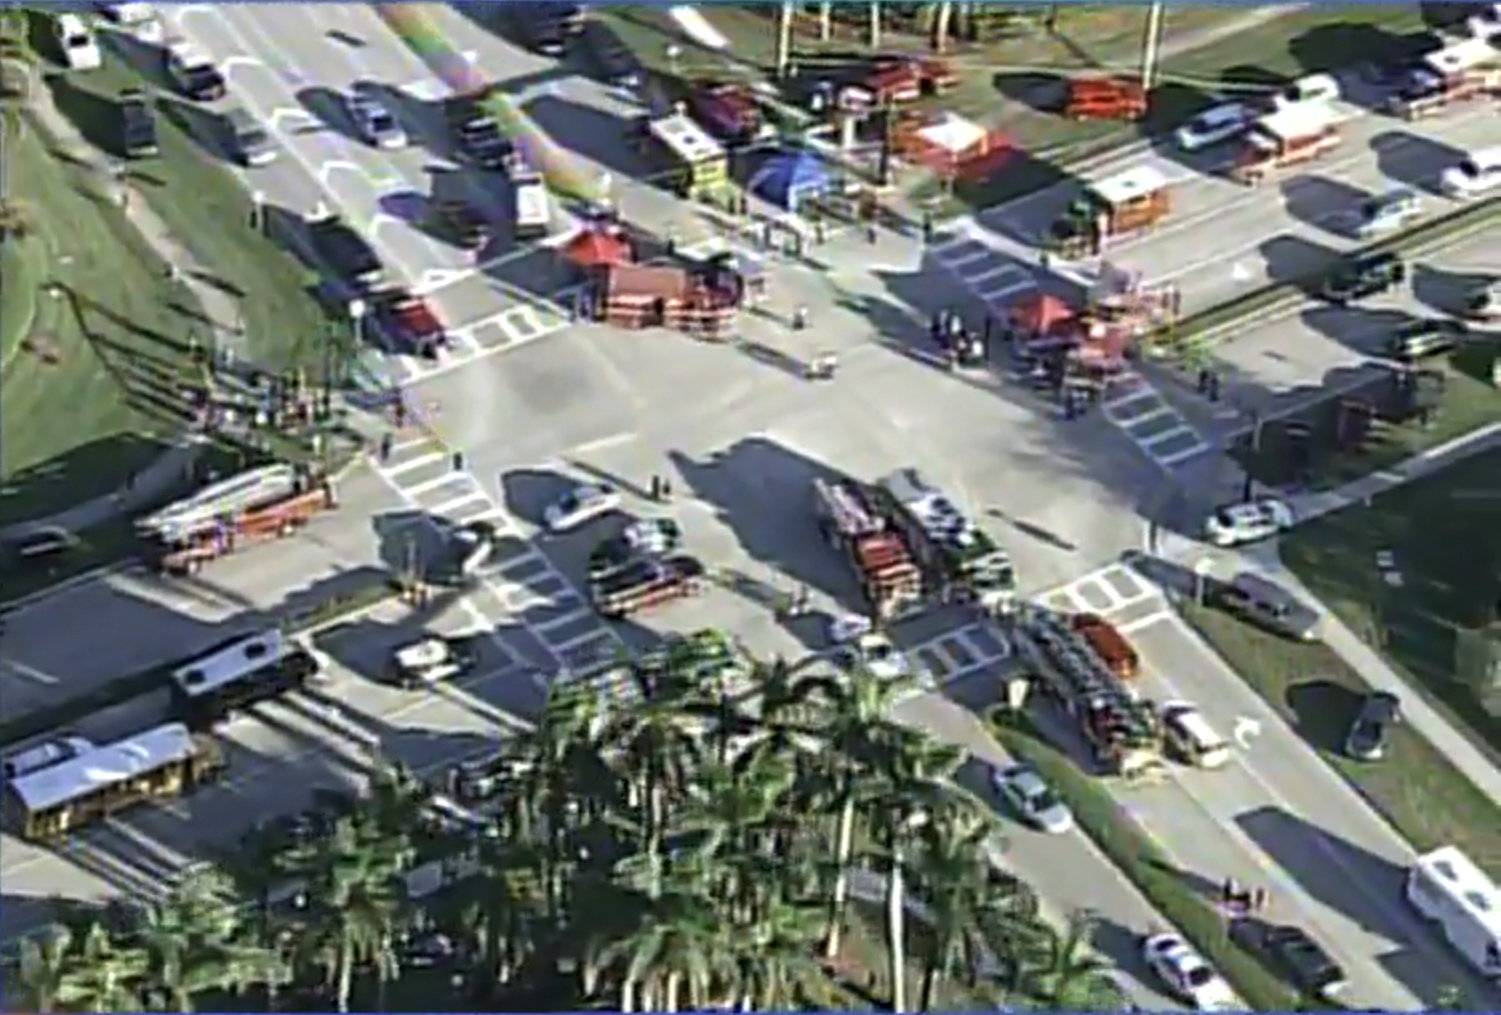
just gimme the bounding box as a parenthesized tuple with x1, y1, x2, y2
(1160, 701, 1231, 770)
(97, 2, 164, 43)
(1174, 102, 1252, 151)
(543, 483, 621, 532)
(1203, 498, 1294, 547)
(845, 632, 911, 680)
(992, 763, 1074, 834)
(1354, 187, 1421, 238)
(1440, 148, 1501, 199)
(348, 81, 406, 149)
(1142, 933, 1238, 1010)
(55, 14, 102, 71)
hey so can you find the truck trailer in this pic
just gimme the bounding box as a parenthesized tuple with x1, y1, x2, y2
(876, 469, 1015, 614)
(1231, 103, 1341, 186)
(812, 478, 923, 620)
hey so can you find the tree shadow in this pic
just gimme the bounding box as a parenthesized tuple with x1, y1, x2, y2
(1297, 303, 1413, 358)
(1411, 262, 1493, 318)
(156, 95, 234, 164)
(0, 433, 171, 531)
(1283, 677, 1362, 753)
(41, 72, 122, 157)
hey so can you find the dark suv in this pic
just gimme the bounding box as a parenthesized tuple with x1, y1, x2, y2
(1231, 919, 1347, 1002)
(1344, 691, 1401, 761)
(118, 88, 158, 158)
(446, 93, 511, 169)
(1322, 251, 1406, 304)
(307, 213, 382, 287)
(1386, 317, 1464, 362)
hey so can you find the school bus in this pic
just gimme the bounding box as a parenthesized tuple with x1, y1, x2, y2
(645, 111, 729, 201)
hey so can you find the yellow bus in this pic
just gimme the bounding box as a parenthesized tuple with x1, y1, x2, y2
(5, 722, 225, 841)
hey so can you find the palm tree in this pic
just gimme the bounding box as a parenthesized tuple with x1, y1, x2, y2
(775, 3, 794, 79)
(814, 665, 916, 960)
(599, 891, 730, 1012)
(15, 925, 70, 1013)
(931, 1, 955, 52)
(285, 815, 411, 1013)
(1016, 909, 1119, 1009)
(869, 0, 883, 49)
(912, 807, 994, 1011)
(732, 896, 839, 1010)
(54, 921, 147, 1012)
(819, 1, 833, 41)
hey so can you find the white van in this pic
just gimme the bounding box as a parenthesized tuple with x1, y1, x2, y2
(55, 14, 102, 71)
(1160, 701, 1231, 770)
(1406, 846, 1501, 980)
(1273, 72, 1340, 108)
(1441, 146, 1501, 199)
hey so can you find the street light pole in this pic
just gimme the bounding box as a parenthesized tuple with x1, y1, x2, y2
(1242, 410, 1263, 501)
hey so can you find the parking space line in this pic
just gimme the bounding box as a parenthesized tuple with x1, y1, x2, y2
(1139, 423, 1197, 448)
(403, 471, 466, 498)
(549, 626, 611, 654)
(1118, 403, 1175, 428)
(938, 246, 991, 268)
(390, 436, 434, 454)
(381, 451, 445, 479)
(981, 278, 1036, 302)
(1118, 609, 1172, 635)
(535, 607, 595, 634)
(447, 327, 482, 354)
(1157, 439, 1214, 466)
(962, 263, 1014, 285)
(428, 489, 488, 518)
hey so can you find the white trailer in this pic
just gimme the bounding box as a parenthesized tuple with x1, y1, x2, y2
(1406, 846, 1501, 981)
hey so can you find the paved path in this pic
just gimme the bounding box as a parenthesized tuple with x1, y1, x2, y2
(0, 81, 253, 537)
(1273, 422, 1501, 805)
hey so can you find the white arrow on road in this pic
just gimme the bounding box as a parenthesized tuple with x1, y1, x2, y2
(1233, 716, 1262, 749)
(1230, 261, 1251, 283)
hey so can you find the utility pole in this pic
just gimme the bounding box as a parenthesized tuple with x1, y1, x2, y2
(1139, 2, 1166, 90)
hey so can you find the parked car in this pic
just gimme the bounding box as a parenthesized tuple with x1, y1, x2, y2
(54, 13, 102, 71)
(1386, 317, 1464, 362)
(1344, 691, 1401, 761)
(544, 483, 621, 532)
(510, 1, 584, 55)
(588, 518, 682, 579)
(992, 763, 1074, 834)
(224, 107, 276, 166)
(306, 212, 382, 286)
(1142, 933, 1238, 1010)
(97, 2, 164, 42)
(400, 931, 457, 969)
(1355, 187, 1421, 238)
(347, 80, 406, 149)
(1440, 147, 1501, 199)
(841, 631, 912, 681)
(1272, 72, 1341, 107)
(581, 19, 643, 91)
(435, 198, 489, 250)
(1230, 918, 1347, 1001)
(165, 41, 226, 101)
(1463, 278, 1501, 320)
(118, 88, 158, 157)
(1322, 251, 1406, 304)
(375, 289, 448, 358)
(390, 637, 477, 689)
(1160, 701, 1231, 769)
(1211, 572, 1322, 641)
(1203, 497, 1294, 547)
(1174, 101, 1253, 151)
(447, 92, 511, 168)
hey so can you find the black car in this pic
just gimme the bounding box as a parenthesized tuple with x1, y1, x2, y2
(307, 214, 382, 286)
(1344, 691, 1401, 761)
(1231, 919, 1347, 1001)
(1322, 252, 1406, 304)
(511, 1, 584, 55)
(1386, 317, 1464, 362)
(435, 198, 489, 250)
(446, 93, 511, 168)
(118, 88, 158, 158)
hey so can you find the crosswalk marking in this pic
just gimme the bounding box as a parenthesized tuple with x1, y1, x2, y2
(428, 489, 489, 517)
(404, 472, 466, 498)
(1035, 561, 1160, 618)
(381, 451, 445, 478)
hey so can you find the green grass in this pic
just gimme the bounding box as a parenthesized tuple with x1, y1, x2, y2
(1178, 601, 1501, 881)
(1235, 360, 1501, 491)
(1281, 446, 1501, 766)
(0, 109, 201, 525)
(42, 56, 348, 379)
(0, 226, 41, 367)
(987, 709, 1302, 1012)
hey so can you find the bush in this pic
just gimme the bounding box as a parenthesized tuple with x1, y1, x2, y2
(986, 707, 1301, 1011)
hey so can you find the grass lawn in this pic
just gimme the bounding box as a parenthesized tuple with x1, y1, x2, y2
(41, 48, 345, 379)
(1178, 600, 1501, 881)
(1234, 357, 1501, 492)
(0, 110, 203, 526)
(1281, 446, 1501, 767)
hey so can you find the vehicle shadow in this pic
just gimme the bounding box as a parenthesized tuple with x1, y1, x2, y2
(156, 96, 234, 164)
(1412, 262, 1491, 318)
(1288, 22, 1433, 113)
(42, 73, 125, 157)
(1235, 804, 1498, 1006)
(1297, 303, 1412, 358)
(1370, 130, 1466, 197)
(1278, 174, 1370, 240)
(521, 92, 655, 185)
(1283, 677, 1363, 754)
(294, 84, 360, 146)
(1258, 233, 1340, 297)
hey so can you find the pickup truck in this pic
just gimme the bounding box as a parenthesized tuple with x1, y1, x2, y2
(118, 88, 157, 158)
(307, 213, 383, 287)
(587, 518, 682, 580)
(590, 554, 704, 618)
(1321, 251, 1405, 304)
(374, 289, 448, 358)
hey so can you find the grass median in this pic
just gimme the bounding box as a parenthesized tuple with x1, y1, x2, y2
(1177, 600, 1501, 880)
(986, 708, 1301, 1012)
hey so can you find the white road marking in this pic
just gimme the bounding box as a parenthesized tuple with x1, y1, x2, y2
(1157, 439, 1214, 466)
(220, 54, 264, 71)
(404, 471, 466, 498)
(2, 658, 60, 685)
(382, 451, 445, 478)
(534, 607, 596, 633)
(368, 212, 405, 234)
(270, 107, 316, 129)
(317, 159, 363, 186)
(1139, 423, 1198, 448)
(1117, 609, 1173, 635)
(428, 489, 489, 518)
(1118, 403, 1175, 428)
(964, 263, 1019, 285)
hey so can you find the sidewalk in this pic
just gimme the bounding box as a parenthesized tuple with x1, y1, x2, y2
(1272, 422, 1501, 805)
(2, 77, 251, 536)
